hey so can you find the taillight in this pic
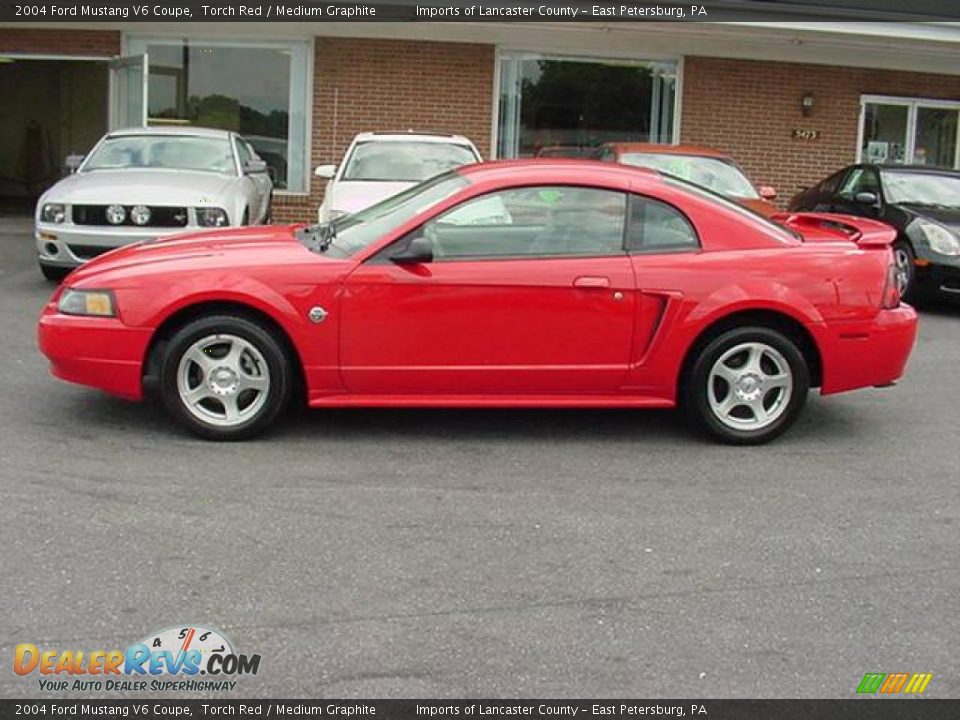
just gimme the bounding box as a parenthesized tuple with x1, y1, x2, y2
(882, 262, 901, 309)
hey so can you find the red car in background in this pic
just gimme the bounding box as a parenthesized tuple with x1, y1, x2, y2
(597, 143, 779, 216)
(38, 160, 916, 444)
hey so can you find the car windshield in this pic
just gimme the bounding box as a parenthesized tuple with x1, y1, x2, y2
(341, 140, 478, 182)
(881, 170, 960, 207)
(83, 135, 235, 174)
(307, 171, 470, 257)
(619, 153, 760, 199)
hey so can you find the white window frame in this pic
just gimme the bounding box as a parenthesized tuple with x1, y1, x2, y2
(124, 34, 313, 195)
(858, 94, 960, 169)
(491, 49, 681, 159)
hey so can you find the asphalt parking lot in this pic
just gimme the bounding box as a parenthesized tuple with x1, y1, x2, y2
(1, 215, 958, 700)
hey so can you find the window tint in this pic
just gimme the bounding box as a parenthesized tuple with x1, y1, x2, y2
(818, 170, 846, 195)
(424, 186, 627, 260)
(839, 168, 881, 196)
(626, 195, 699, 252)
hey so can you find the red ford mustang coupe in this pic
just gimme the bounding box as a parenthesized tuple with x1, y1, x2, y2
(38, 160, 917, 444)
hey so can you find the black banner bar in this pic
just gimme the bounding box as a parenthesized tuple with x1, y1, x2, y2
(1, 0, 960, 22)
(2, 700, 960, 720)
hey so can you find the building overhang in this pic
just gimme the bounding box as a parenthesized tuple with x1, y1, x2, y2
(4, 20, 960, 76)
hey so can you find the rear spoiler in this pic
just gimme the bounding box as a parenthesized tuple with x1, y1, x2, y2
(772, 212, 896, 248)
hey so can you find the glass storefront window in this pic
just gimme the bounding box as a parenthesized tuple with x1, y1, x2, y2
(915, 107, 958, 168)
(497, 53, 677, 159)
(127, 38, 310, 191)
(860, 96, 960, 169)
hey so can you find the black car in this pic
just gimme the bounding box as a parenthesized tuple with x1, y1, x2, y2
(789, 165, 960, 300)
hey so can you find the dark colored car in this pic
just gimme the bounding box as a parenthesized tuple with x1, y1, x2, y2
(790, 165, 960, 299)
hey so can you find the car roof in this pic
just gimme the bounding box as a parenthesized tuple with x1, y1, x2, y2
(352, 131, 475, 145)
(869, 164, 960, 176)
(107, 126, 233, 139)
(457, 158, 662, 185)
(601, 142, 731, 160)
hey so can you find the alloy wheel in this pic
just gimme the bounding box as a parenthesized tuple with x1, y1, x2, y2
(176, 334, 271, 428)
(707, 341, 793, 431)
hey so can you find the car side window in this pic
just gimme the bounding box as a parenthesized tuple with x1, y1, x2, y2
(818, 169, 846, 195)
(423, 186, 627, 260)
(235, 139, 251, 166)
(839, 168, 881, 197)
(626, 195, 699, 253)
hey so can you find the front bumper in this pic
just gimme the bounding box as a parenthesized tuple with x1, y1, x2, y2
(35, 223, 189, 268)
(37, 301, 152, 400)
(914, 259, 960, 298)
(819, 305, 918, 395)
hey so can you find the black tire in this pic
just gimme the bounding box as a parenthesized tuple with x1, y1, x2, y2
(241, 207, 250, 226)
(158, 314, 292, 440)
(264, 193, 273, 224)
(892, 240, 916, 300)
(682, 326, 810, 445)
(39, 263, 69, 283)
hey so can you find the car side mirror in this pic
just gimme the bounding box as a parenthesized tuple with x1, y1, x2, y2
(65, 154, 84, 173)
(854, 191, 879, 206)
(390, 235, 433, 264)
(244, 159, 268, 174)
(759, 185, 777, 200)
(314, 164, 337, 179)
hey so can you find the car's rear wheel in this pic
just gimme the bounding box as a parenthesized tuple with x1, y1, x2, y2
(683, 327, 809, 445)
(893, 240, 916, 299)
(158, 315, 292, 440)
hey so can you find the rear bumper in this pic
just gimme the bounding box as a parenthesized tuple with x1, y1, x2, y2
(37, 304, 151, 400)
(819, 305, 918, 395)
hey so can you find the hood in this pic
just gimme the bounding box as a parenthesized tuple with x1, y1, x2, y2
(327, 180, 414, 214)
(66, 224, 340, 286)
(45, 169, 236, 206)
(897, 203, 960, 232)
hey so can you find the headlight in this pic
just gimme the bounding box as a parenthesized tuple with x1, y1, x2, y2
(197, 207, 229, 227)
(41, 203, 66, 224)
(57, 288, 116, 317)
(918, 221, 960, 256)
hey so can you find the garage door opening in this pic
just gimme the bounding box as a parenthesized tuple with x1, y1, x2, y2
(0, 58, 108, 215)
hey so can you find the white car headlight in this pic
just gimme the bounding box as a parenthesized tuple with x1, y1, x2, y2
(918, 221, 960, 256)
(58, 288, 116, 317)
(197, 207, 229, 227)
(41, 203, 66, 224)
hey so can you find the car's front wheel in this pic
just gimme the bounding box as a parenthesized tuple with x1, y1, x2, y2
(683, 327, 809, 445)
(158, 315, 292, 440)
(892, 240, 916, 299)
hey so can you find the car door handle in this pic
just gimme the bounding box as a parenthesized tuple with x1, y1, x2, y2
(573, 276, 611, 288)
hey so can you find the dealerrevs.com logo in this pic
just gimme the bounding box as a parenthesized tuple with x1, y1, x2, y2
(856, 672, 933, 695)
(14, 626, 260, 692)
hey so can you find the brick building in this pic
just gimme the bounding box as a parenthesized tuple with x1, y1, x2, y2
(1, 20, 959, 221)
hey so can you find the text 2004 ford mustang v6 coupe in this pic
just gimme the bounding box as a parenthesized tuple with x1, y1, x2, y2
(38, 160, 918, 444)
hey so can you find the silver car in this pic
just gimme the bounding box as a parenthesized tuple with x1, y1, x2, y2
(35, 127, 273, 281)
